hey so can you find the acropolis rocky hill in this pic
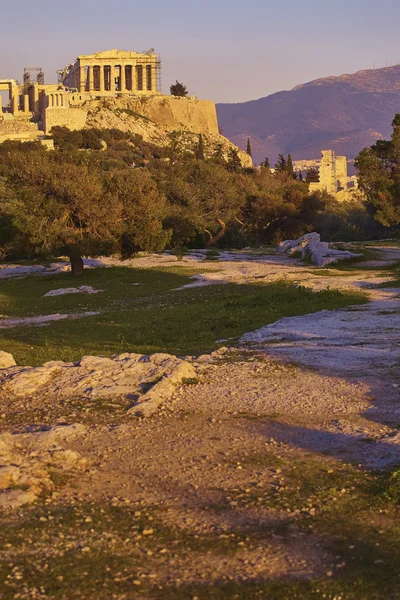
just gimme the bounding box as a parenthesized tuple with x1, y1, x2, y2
(0, 49, 251, 166)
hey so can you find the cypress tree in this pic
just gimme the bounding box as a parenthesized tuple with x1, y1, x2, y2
(275, 154, 287, 172)
(246, 138, 252, 157)
(287, 154, 294, 178)
(196, 134, 205, 160)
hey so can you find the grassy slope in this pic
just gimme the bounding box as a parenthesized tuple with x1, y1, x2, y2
(0, 266, 366, 365)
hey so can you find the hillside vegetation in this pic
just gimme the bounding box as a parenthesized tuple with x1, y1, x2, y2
(0, 128, 383, 274)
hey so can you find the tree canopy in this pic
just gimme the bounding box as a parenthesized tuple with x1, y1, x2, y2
(0, 127, 378, 273)
(170, 81, 188, 97)
(356, 115, 400, 227)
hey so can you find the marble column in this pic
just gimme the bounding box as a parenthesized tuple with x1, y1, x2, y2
(99, 65, 105, 93)
(23, 94, 30, 113)
(120, 64, 125, 92)
(87, 65, 94, 93)
(131, 63, 136, 92)
(11, 93, 19, 114)
(79, 65, 86, 93)
(108, 65, 113, 91)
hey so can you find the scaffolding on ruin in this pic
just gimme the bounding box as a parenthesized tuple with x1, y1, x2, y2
(155, 54, 162, 93)
(23, 67, 44, 85)
(141, 49, 161, 93)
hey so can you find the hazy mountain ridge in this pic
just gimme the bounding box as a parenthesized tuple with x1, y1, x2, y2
(217, 65, 400, 165)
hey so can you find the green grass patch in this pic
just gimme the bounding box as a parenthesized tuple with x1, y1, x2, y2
(0, 267, 367, 365)
(205, 248, 221, 261)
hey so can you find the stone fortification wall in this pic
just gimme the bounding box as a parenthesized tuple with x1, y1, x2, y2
(0, 120, 43, 143)
(44, 107, 87, 134)
(43, 95, 218, 137)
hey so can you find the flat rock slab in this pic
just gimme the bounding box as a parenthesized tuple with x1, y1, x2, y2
(241, 290, 400, 376)
(0, 311, 100, 329)
(44, 286, 103, 297)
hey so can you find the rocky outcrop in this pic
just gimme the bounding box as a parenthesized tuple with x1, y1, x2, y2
(277, 233, 362, 266)
(0, 351, 16, 369)
(0, 352, 197, 417)
(0, 424, 87, 509)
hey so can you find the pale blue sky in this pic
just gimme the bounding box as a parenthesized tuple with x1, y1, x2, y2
(1, 0, 400, 103)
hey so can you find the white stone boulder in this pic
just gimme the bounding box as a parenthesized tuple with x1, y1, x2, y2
(0, 351, 16, 369)
(277, 233, 363, 267)
(277, 232, 321, 255)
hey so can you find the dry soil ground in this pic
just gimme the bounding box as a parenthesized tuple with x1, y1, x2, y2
(1, 247, 400, 599)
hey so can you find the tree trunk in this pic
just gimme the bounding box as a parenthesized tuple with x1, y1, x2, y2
(69, 249, 84, 276)
(205, 220, 227, 248)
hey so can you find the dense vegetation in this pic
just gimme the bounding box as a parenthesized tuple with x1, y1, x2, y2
(0, 125, 392, 273)
(356, 114, 400, 229)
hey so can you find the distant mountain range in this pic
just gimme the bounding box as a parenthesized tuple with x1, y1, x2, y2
(216, 65, 400, 166)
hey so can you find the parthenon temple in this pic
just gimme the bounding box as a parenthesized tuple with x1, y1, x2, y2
(59, 49, 161, 95)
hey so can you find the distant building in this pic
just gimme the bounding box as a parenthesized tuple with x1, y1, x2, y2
(294, 150, 358, 200)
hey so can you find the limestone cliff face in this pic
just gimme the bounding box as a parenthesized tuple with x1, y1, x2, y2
(131, 96, 219, 136)
(84, 95, 252, 167)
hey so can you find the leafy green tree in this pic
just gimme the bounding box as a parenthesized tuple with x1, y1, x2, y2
(246, 138, 252, 158)
(0, 151, 121, 274)
(243, 169, 316, 244)
(107, 169, 171, 256)
(160, 159, 245, 247)
(356, 115, 400, 226)
(170, 81, 188, 97)
(226, 148, 242, 173)
(0, 146, 170, 274)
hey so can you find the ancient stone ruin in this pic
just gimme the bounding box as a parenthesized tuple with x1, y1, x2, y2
(277, 232, 362, 266)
